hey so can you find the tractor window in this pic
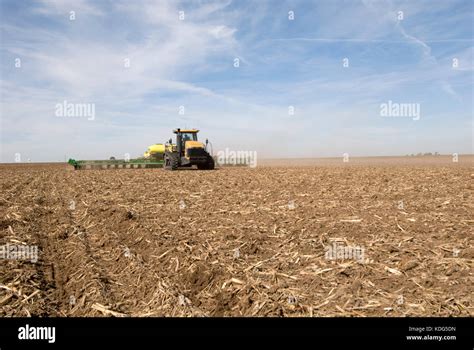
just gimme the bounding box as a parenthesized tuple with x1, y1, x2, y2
(181, 133, 197, 142)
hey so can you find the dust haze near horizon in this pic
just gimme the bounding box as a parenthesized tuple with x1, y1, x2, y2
(1, 0, 473, 162)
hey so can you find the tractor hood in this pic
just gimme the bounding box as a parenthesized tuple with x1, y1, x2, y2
(185, 140, 204, 149)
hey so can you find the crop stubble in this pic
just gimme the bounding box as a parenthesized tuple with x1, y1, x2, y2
(0, 157, 472, 316)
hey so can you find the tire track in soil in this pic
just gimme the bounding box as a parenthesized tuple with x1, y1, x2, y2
(2, 174, 61, 316)
(25, 170, 136, 316)
(26, 174, 71, 316)
(47, 174, 127, 316)
(3, 170, 123, 316)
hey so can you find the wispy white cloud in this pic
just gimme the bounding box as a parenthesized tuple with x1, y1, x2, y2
(34, 0, 104, 16)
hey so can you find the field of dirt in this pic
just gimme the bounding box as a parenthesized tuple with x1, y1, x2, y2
(1, 156, 473, 317)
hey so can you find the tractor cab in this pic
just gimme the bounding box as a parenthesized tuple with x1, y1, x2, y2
(171, 129, 203, 157)
(164, 128, 214, 170)
(177, 130, 198, 142)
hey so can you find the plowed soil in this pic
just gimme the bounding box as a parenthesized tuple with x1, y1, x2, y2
(1, 156, 472, 316)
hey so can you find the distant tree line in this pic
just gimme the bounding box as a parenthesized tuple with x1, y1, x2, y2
(405, 152, 440, 156)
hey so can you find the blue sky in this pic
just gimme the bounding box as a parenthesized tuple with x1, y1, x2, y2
(0, 0, 473, 161)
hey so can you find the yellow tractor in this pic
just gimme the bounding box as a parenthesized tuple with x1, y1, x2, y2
(163, 129, 215, 170)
